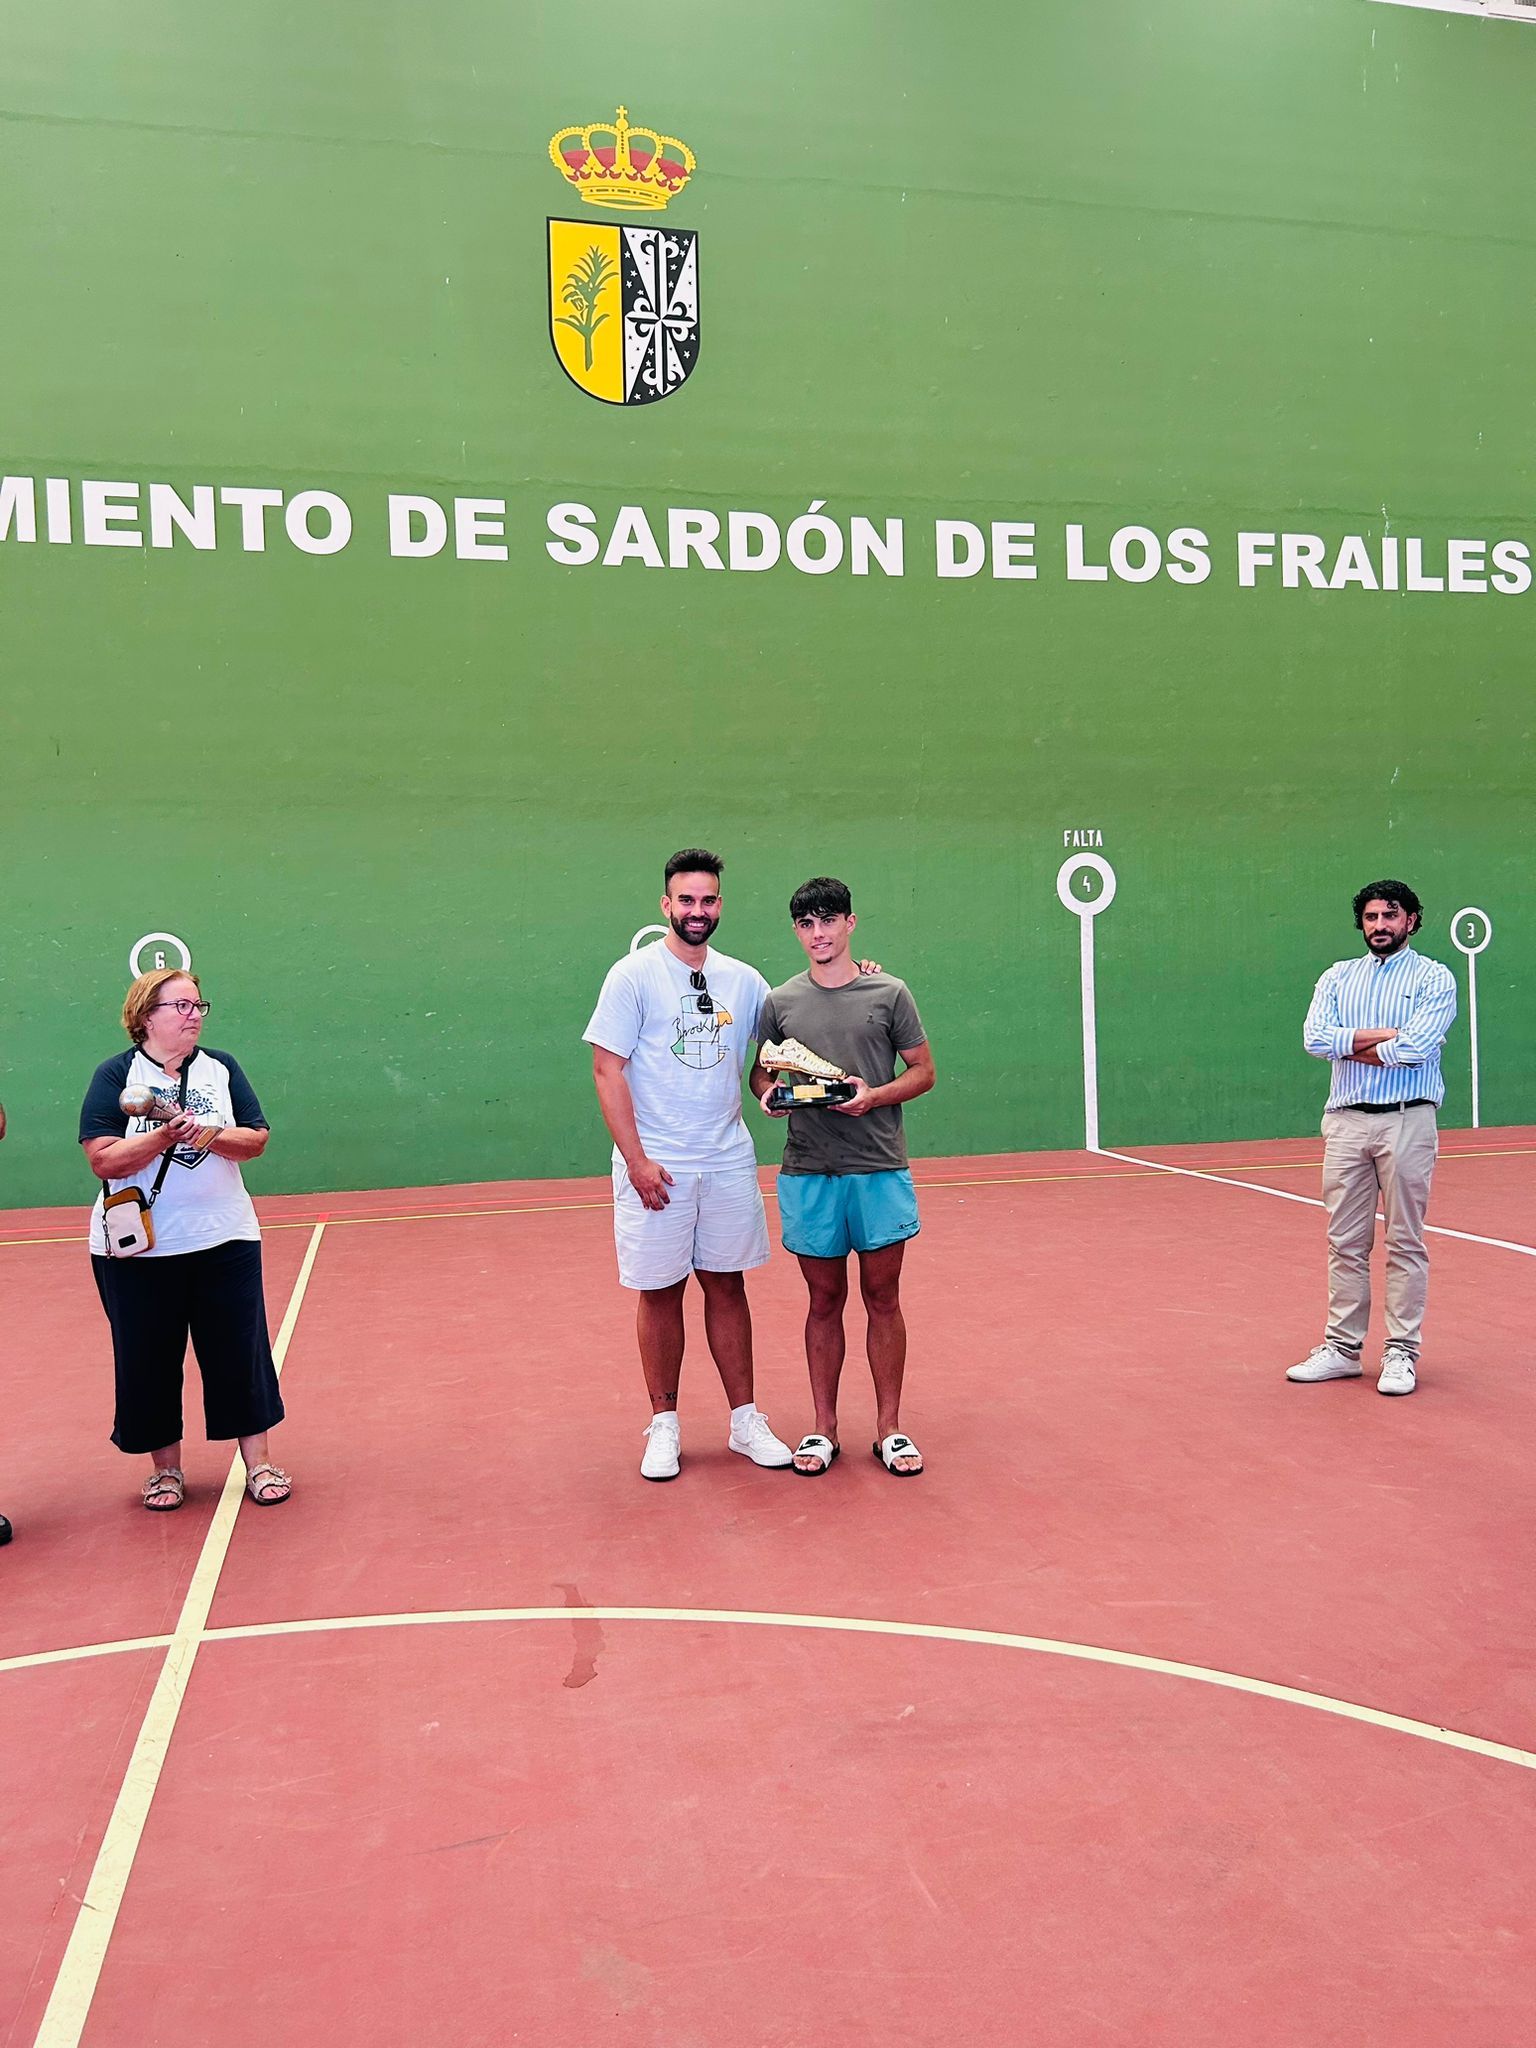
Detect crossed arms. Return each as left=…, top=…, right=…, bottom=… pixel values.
left=1302, top=969, right=1457, bottom=1070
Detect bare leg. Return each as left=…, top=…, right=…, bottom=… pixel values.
left=694, top=1269, right=754, bottom=1409
left=636, top=1279, right=688, bottom=1413
left=859, top=1242, right=917, bottom=1470
left=794, top=1254, right=849, bottom=1468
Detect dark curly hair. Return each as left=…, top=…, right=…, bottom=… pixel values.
left=1353, top=879, right=1422, bottom=932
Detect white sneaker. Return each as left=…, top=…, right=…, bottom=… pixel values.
left=640, top=1412, right=681, bottom=1481
left=1286, top=1343, right=1363, bottom=1384
left=727, top=1407, right=795, bottom=1468
left=1378, top=1348, right=1418, bottom=1397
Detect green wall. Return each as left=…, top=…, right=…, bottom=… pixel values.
left=3, top=0, right=1532, bottom=1207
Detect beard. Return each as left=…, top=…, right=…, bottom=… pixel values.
left=1368, top=929, right=1407, bottom=954
left=669, top=910, right=719, bottom=945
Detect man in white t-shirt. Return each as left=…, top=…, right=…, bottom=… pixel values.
left=585, top=849, right=796, bottom=1481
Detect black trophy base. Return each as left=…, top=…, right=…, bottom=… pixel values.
left=767, top=1077, right=858, bottom=1112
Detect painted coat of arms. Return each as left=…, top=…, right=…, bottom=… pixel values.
left=547, top=107, right=700, bottom=406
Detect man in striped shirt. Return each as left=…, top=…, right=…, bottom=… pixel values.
left=1290, top=880, right=1457, bottom=1397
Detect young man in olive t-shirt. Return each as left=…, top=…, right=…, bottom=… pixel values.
left=751, top=878, right=936, bottom=1477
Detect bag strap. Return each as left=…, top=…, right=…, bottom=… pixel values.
left=144, top=1055, right=195, bottom=1207
left=106, top=1055, right=194, bottom=1208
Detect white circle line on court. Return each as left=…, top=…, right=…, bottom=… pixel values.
left=0, top=1634, right=173, bottom=1676
left=198, top=1609, right=1536, bottom=1770
left=6, top=1605, right=1531, bottom=1774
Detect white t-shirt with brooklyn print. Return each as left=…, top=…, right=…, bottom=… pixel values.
left=583, top=941, right=768, bottom=1172
left=79, top=1046, right=268, bottom=1257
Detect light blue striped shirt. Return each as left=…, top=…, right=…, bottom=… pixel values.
left=1302, top=946, right=1457, bottom=1110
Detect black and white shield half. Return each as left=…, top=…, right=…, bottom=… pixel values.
left=620, top=226, right=700, bottom=404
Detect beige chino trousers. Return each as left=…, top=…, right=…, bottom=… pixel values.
left=1320, top=1104, right=1438, bottom=1358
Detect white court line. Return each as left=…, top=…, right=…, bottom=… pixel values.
left=30, top=1221, right=326, bottom=2048
left=194, top=1604, right=1536, bottom=1773
left=10, top=1602, right=1533, bottom=1771
left=1096, top=1148, right=1536, bottom=1258
left=0, top=1635, right=172, bottom=1678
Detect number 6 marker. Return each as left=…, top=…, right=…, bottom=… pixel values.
left=128, top=931, right=192, bottom=977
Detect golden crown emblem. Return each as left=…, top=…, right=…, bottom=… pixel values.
left=548, top=106, right=696, bottom=212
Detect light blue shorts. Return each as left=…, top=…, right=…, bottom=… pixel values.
left=776, top=1168, right=920, bottom=1260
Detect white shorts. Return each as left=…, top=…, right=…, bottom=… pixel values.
left=611, top=1162, right=771, bottom=1291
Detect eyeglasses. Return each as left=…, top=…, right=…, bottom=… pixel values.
left=149, top=999, right=211, bottom=1017
left=688, top=969, right=714, bottom=1015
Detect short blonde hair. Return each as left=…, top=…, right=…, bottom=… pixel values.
left=122, top=968, right=203, bottom=1045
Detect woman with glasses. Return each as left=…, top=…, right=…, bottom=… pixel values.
left=78, top=969, right=291, bottom=1510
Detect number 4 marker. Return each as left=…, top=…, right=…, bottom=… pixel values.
left=1056, top=855, right=1117, bottom=1152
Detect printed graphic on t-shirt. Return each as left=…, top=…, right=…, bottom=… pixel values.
left=128, top=1081, right=219, bottom=1169
left=672, top=990, right=734, bottom=1069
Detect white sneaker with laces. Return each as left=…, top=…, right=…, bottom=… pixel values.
left=727, top=1407, right=794, bottom=1468
left=1286, top=1343, right=1363, bottom=1384
left=641, top=1412, right=681, bottom=1481
left=1377, top=1348, right=1418, bottom=1396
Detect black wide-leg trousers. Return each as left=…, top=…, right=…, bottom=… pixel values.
left=92, top=1238, right=285, bottom=1454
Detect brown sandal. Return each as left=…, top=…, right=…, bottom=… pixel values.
left=142, top=1467, right=185, bottom=1512
left=244, top=1462, right=292, bottom=1506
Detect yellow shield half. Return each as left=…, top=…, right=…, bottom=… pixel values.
left=549, top=220, right=624, bottom=403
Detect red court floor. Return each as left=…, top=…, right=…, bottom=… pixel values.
left=3, top=1132, right=1534, bottom=2047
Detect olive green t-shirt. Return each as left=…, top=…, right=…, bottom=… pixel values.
left=758, top=971, right=926, bottom=1176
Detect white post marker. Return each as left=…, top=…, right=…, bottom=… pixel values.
left=128, top=931, right=192, bottom=977
left=628, top=924, right=668, bottom=954
left=1450, top=907, right=1492, bottom=1130
left=1056, top=854, right=1117, bottom=1153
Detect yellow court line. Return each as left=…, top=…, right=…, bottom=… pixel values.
left=0, top=1177, right=1135, bottom=1242
left=290, top=1198, right=613, bottom=1229
left=195, top=1604, right=1536, bottom=1774
left=0, top=1201, right=610, bottom=1247
left=2, top=1145, right=1530, bottom=1249
left=30, top=1220, right=327, bottom=2048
